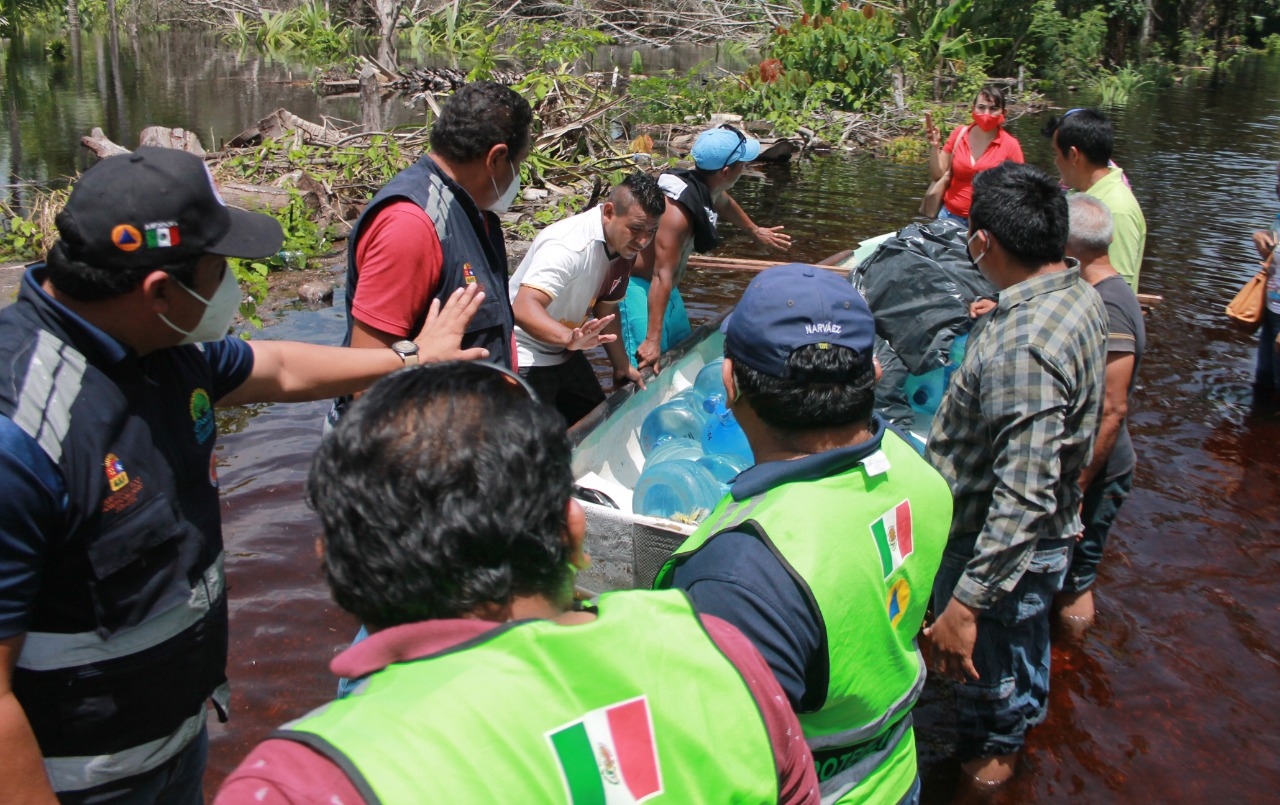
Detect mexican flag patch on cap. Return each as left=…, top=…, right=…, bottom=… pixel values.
left=546, top=696, right=663, bottom=804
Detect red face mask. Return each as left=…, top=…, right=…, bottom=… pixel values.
left=972, top=111, right=1005, bottom=132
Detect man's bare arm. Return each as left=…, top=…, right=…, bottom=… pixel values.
left=637, top=202, right=691, bottom=371
left=713, top=193, right=791, bottom=252
left=1077, top=352, right=1135, bottom=492
left=1, top=635, right=59, bottom=805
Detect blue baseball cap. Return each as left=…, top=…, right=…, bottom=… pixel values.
left=722, top=264, right=876, bottom=379
left=691, top=125, right=762, bottom=171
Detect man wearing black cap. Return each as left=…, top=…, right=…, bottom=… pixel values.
left=654, top=264, right=953, bottom=805
left=0, top=146, right=484, bottom=804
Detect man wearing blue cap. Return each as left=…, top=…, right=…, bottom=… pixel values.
left=654, top=264, right=952, bottom=804
left=0, top=147, right=484, bottom=804
left=621, top=125, right=792, bottom=371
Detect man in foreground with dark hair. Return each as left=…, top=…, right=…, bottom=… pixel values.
left=925, top=161, right=1107, bottom=786
left=510, top=172, right=664, bottom=426
left=622, top=125, right=792, bottom=371
left=216, top=362, right=819, bottom=804
left=654, top=264, right=953, bottom=805
left=0, top=147, right=485, bottom=803
left=329, top=80, right=533, bottom=424
left=1043, top=107, right=1146, bottom=291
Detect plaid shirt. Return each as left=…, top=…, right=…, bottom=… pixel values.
left=926, top=263, right=1107, bottom=610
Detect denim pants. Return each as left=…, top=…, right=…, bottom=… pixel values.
left=1062, top=472, right=1134, bottom=593
left=937, top=203, right=969, bottom=228
left=1255, top=308, right=1280, bottom=391
left=58, top=724, right=207, bottom=805
left=931, top=538, right=1073, bottom=761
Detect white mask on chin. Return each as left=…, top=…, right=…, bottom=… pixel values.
left=159, top=267, right=242, bottom=344
left=486, top=158, right=520, bottom=214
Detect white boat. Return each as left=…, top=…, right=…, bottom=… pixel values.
left=567, top=233, right=895, bottom=594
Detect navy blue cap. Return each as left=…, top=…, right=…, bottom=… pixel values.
left=722, top=263, right=875, bottom=378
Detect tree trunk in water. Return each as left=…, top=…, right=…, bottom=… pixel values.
left=1138, top=0, right=1154, bottom=56
left=367, top=0, right=400, bottom=67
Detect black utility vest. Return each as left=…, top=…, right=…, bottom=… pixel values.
left=343, top=155, right=514, bottom=363
left=0, top=271, right=227, bottom=778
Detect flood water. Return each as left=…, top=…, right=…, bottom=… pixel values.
left=4, top=29, right=1280, bottom=803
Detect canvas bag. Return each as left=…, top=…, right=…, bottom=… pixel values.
left=1226, top=252, right=1272, bottom=332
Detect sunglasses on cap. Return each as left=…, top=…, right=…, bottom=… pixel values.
left=717, top=124, right=748, bottom=171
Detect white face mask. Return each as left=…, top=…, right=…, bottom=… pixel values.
left=486, top=158, right=520, bottom=214
left=159, top=266, right=241, bottom=344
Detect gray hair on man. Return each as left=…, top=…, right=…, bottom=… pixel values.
left=1066, top=193, right=1114, bottom=259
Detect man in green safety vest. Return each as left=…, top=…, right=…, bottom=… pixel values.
left=215, top=362, right=819, bottom=805
left=654, top=264, right=953, bottom=805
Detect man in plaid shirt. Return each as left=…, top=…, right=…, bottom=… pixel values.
left=924, top=161, right=1107, bottom=787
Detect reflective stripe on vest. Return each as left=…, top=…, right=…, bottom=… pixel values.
left=17, top=553, right=225, bottom=671
left=43, top=706, right=206, bottom=793
left=277, top=590, right=779, bottom=804
left=656, top=428, right=952, bottom=804
left=816, top=715, right=913, bottom=805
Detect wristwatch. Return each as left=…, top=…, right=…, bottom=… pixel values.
left=391, top=340, right=420, bottom=367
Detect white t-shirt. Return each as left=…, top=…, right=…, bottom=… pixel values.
left=510, top=207, right=632, bottom=367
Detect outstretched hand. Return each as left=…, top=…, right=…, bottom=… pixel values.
left=567, top=315, right=618, bottom=352
left=613, top=363, right=646, bottom=392
left=753, top=225, right=792, bottom=252
left=413, top=283, right=490, bottom=363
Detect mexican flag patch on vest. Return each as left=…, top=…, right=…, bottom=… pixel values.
left=871, top=500, right=914, bottom=578
left=546, top=696, right=663, bottom=804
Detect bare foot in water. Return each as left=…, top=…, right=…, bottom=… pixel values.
left=960, top=752, right=1019, bottom=789
left=1054, top=588, right=1095, bottom=638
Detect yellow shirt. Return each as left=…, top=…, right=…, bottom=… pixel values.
left=1084, top=167, right=1146, bottom=292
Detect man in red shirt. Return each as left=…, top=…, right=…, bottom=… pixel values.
left=329, top=82, right=532, bottom=424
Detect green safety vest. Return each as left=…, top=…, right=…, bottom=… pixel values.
left=277, top=589, right=779, bottom=804
left=655, top=429, right=952, bottom=805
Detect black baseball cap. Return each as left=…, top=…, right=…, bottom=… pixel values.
left=722, top=263, right=876, bottom=379
left=56, top=146, right=284, bottom=270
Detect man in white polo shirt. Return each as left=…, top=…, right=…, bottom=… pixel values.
left=511, top=173, right=666, bottom=425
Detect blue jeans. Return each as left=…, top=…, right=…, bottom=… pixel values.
left=1062, top=472, right=1133, bottom=593
left=1255, top=308, right=1280, bottom=391
left=931, top=537, right=1073, bottom=761
left=937, top=203, right=969, bottom=228
left=58, top=724, right=207, bottom=805
left=337, top=624, right=370, bottom=698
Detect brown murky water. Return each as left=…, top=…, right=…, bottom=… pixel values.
left=13, top=32, right=1274, bottom=800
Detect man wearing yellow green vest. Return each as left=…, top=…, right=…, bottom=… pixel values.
left=215, top=362, right=818, bottom=805
left=654, top=264, right=953, bottom=805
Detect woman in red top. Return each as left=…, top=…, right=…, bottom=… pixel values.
left=926, top=84, right=1025, bottom=225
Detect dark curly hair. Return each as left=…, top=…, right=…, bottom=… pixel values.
left=728, top=343, right=876, bottom=431
left=969, top=161, right=1068, bottom=269
left=45, top=238, right=202, bottom=302
left=429, top=81, right=533, bottom=164
left=307, top=362, right=574, bottom=628
left=609, top=172, right=666, bottom=219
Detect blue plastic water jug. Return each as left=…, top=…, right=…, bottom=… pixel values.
left=700, top=398, right=754, bottom=464
left=639, top=394, right=710, bottom=456
left=694, top=359, right=727, bottom=400
left=646, top=437, right=705, bottom=466
left=697, top=454, right=749, bottom=485
left=633, top=458, right=726, bottom=520
left=904, top=365, right=947, bottom=419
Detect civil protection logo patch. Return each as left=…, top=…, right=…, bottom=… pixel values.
left=886, top=578, right=910, bottom=628
left=111, top=224, right=143, bottom=252
left=462, top=262, right=477, bottom=284
left=104, top=453, right=129, bottom=492
left=190, top=388, right=215, bottom=444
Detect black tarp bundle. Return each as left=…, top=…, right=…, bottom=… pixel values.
left=854, top=219, right=997, bottom=430
left=853, top=219, right=996, bottom=374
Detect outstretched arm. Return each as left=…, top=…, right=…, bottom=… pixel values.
left=218, top=284, right=488, bottom=407
left=714, top=193, right=791, bottom=252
